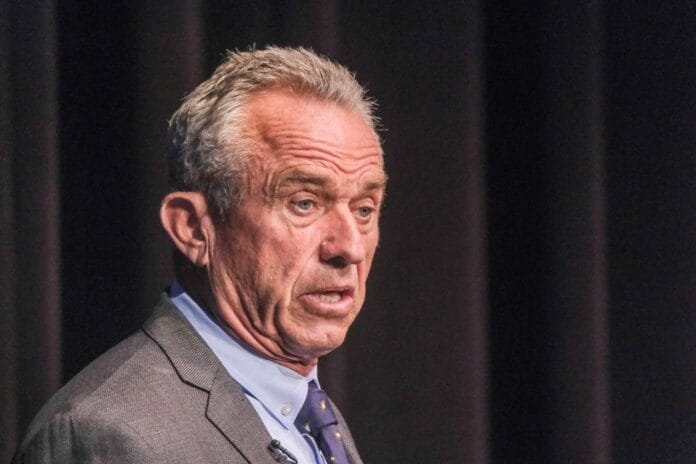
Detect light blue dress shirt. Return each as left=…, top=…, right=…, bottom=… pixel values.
left=169, top=282, right=326, bottom=464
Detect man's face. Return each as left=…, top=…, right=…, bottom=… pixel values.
left=207, top=89, right=386, bottom=367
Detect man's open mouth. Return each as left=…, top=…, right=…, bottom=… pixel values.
left=314, top=292, right=343, bottom=303
left=303, top=287, right=354, bottom=305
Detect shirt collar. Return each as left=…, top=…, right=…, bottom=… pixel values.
left=169, top=281, right=318, bottom=430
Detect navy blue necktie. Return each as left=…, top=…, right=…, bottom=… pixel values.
left=295, top=382, right=350, bottom=464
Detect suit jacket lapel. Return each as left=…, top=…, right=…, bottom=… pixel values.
left=143, top=294, right=277, bottom=464
left=206, top=367, right=278, bottom=463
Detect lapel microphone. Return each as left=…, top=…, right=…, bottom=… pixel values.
left=268, top=439, right=299, bottom=464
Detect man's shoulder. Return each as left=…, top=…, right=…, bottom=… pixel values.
left=16, top=297, right=205, bottom=451
left=52, top=328, right=170, bottom=413
left=13, top=295, right=270, bottom=463
left=13, top=329, right=170, bottom=461
left=21, top=330, right=170, bottom=427
left=13, top=304, right=241, bottom=462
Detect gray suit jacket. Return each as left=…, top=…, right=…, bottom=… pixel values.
left=13, top=294, right=363, bottom=464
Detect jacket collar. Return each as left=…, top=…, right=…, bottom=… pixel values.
left=143, top=293, right=278, bottom=464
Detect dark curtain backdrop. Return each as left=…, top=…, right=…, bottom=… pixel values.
left=2, top=1, right=695, bottom=463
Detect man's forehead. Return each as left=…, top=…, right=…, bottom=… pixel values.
left=244, top=89, right=381, bottom=152
left=240, top=89, right=384, bottom=188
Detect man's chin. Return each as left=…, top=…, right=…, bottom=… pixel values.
left=282, top=329, right=348, bottom=360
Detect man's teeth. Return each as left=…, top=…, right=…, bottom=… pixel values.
left=315, top=292, right=341, bottom=303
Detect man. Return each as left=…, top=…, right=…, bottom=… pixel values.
left=14, top=46, right=386, bottom=463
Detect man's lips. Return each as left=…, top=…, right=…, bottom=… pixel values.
left=303, top=286, right=354, bottom=300
left=299, top=287, right=355, bottom=314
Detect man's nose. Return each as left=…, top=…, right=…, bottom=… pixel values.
left=320, top=207, right=367, bottom=267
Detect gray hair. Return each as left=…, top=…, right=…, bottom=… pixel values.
left=167, top=46, right=379, bottom=222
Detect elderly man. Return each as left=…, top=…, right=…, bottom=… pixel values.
left=14, top=47, right=386, bottom=464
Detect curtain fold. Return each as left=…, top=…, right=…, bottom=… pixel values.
left=0, top=1, right=18, bottom=460
left=541, top=1, right=610, bottom=462
left=456, top=1, right=489, bottom=460
left=1, top=2, right=62, bottom=462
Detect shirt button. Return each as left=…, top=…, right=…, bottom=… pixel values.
left=280, top=402, right=292, bottom=416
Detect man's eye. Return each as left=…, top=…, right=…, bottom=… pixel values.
left=357, top=206, right=373, bottom=218
left=294, top=199, right=315, bottom=211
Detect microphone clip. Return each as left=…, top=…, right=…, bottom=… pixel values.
left=267, top=439, right=299, bottom=464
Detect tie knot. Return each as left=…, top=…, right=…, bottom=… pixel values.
left=295, top=382, right=339, bottom=436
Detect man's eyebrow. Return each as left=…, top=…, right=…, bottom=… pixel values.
left=277, top=172, right=331, bottom=187
left=362, top=177, right=388, bottom=192
left=271, top=170, right=388, bottom=195
left=270, top=171, right=333, bottom=197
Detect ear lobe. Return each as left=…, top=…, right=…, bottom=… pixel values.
left=160, top=192, right=213, bottom=266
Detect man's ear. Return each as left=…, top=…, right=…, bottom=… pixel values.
left=160, top=192, right=214, bottom=267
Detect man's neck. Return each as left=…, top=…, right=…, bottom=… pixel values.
left=175, top=268, right=319, bottom=377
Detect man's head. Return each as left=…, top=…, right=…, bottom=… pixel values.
left=160, top=47, right=386, bottom=375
